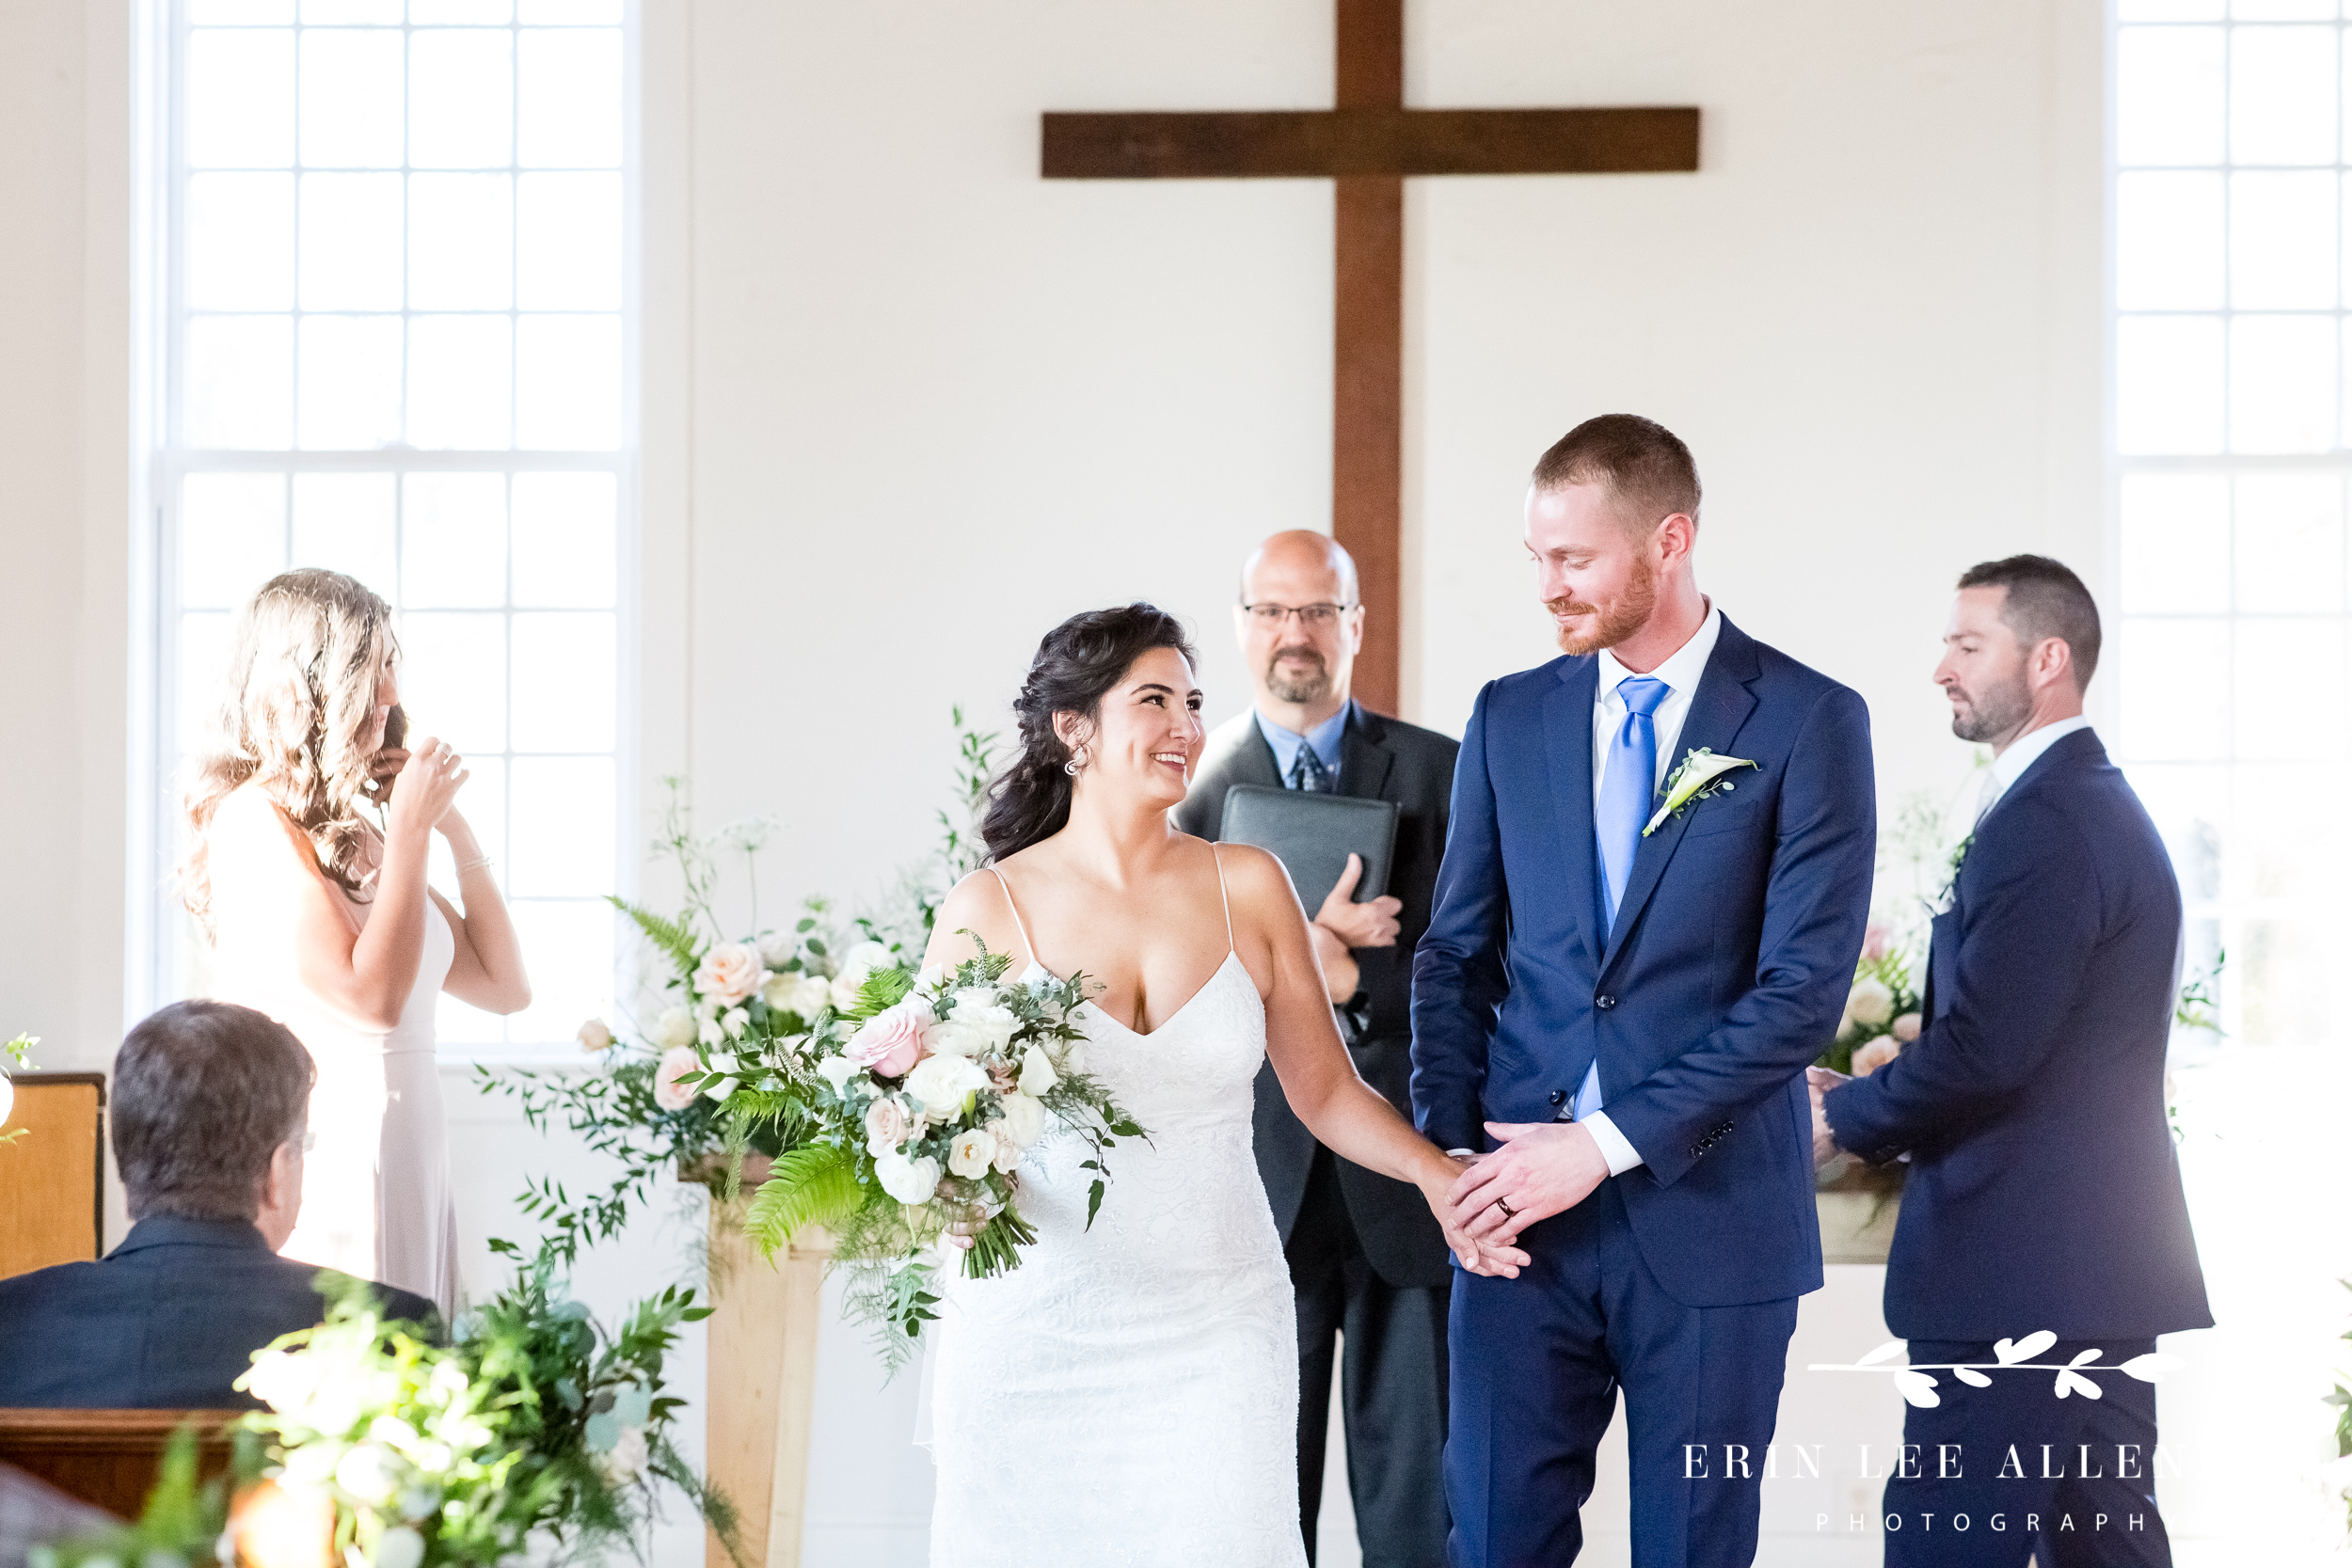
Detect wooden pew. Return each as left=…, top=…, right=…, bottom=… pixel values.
left=0, top=1409, right=241, bottom=1520
left=0, top=1072, right=108, bottom=1279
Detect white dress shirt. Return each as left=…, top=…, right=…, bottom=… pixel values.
left=1975, top=714, right=2092, bottom=824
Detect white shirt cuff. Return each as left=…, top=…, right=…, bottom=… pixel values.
left=1580, top=1111, right=1645, bottom=1175
left=1445, top=1148, right=1476, bottom=1159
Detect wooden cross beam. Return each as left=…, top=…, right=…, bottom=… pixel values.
left=1042, top=0, right=1699, bottom=715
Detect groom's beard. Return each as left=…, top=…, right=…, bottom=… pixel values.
left=1549, top=559, right=1658, bottom=656
left=1265, top=645, right=1332, bottom=705
left=1947, top=671, right=2032, bottom=743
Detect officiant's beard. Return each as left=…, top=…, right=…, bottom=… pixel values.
left=1266, top=646, right=1333, bottom=705
left=1549, top=558, right=1658, bottom=656
left=1947, top=670, right=2033, bottom=743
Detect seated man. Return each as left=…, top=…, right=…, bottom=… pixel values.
left=0, top=1000, right=437, bottom=1407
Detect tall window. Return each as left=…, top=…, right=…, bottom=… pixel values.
left=2113, top=2, right=2345, bottom=1050
left=159, top=0, right=632, bottom=1053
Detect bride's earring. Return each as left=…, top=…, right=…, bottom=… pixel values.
left=1063, top=746, right=1087, bottom=777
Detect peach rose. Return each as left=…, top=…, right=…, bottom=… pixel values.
left=694, top=942, right=766, bottom=1007
left=1890, top=1012, right=1923, bottom=1043
left=653, top=1046, right=702, bottom=1111
left=1860, top=922, right=1894, bottom=963
left=1851, top=1036, right=1900, bottom=1076
left=865, top=1096, right=911, bottom=1156
left=846, top=1005, right=928, bottom=1080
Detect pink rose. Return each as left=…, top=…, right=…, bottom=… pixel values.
left=694, top=942, right=765, bottom=1007
left=1890, top=1012, right=1923, bottom=1043
left=653, top=1046, right=702, bottom=1111
left=1851, top=1037, right=1900, bottom=1077
left=846, top=1006, right=927, bottom=1080
left=865, top=1097, right=910, bottom=1155
left=1860, top=923, right=1893, bottom=963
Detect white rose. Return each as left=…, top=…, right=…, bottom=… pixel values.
left=875, top=1149, right=944, bottom=1205
left=334, top=1443, right=402, bottom=1506
left=651, top=1006, right=697, bottom=1052
left=694, top=941, right=767, bottom=1007
left=242, top=1348, right=316, bottom=1415
left=1019, top=1045, right=1060, bottom=1098
left=946, top=1128, right=995, bottom=1180
left=923, top=1018, right=991, bottom=1059
left=842, top=940, right=893, bottom=976
left=756, top=930, right=797, bottom=967
left=575, top=1019, right=614, bottom=1053
left=788, top=974, right=833, bottom=1019
left=373, top=1525, right=426, bottom=1568
left=997, top=1090, right=1047, bottom=1149
left=830, top=974, right=868, bottom=1011
left=722, top=1006, right=750, bottom=1040
left=760, top=973, right=797, bottom=1009
left=987, top=1119, right=1022, bottom=1173
left=816, top=1054, right=862, bottom=1095
left=904, top=1053, right=991, bottom=1123
left=1846, top=978, right=1895, bottom=1030
left=949, top=990, right=1020, bottom=1053
left=704, top=1051, right=742, bottom=1102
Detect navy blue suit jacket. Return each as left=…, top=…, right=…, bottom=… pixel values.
left=1411, top=615, right=1877, bottom=1307
left=1824, top=729, right=2212, bottom=1341
left=0, top=1215, right=438, bottom=1408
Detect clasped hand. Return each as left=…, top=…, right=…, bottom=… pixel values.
left=1805, top=1065, right=1849, bottom=1167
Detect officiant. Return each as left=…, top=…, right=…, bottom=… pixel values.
left=1172, top=531, right=1457, bottom=1568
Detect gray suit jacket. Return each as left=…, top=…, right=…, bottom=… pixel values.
left=1173, top=703, right=1458, bottom=1288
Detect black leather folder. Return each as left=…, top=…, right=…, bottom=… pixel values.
left=1218, top=784, right=1398, bottom=913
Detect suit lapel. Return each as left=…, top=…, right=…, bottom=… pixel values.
left=1599, top=621, right=1763, bottom=974
left=1337, top=703, right=1395, bottom=803
left=1542, top=658, right=1603, bottom=974
left=1225, top=712, right=1284, bottom=792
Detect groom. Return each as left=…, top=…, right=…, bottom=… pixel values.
left=1412, top=414, right=1876, bottom=1565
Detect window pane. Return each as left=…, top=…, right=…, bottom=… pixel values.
left=507, top=755, right=613, bottom=895
left=518, top=0, right=622, bottom=21
left=437, top=992, right=505, bottom=1048
left=409, top=174, right=514, bottom=311
left=181, top=472, right=287, bottom=609
left=180, top=612, right=235, bottom=751
left=2236, top=766, right=2347, bottom=905
left=303, top=0, right=401, bottom=21
left=2230, top=315, right=2337, bottom=454
left=298, top=172, right=404, bottom=310
left=2237, top=915, right=2342, bottom=1046
left=2118, top=315, right=2226, bottom=453
left=297, top=314, right=404, bottom=450
left=505, top=898, right=615, bottom=1046
left=292, top=472, right=397, bottom=594
left=2233, top=473, right=2345, bottom=613
left=403, top=473, right=509, bottom=608
left=186, top=29, right=295, bottom=168
left=2121, top=617, right=2231, bottom=760
left=184, top=314, right=294, bottom=449
left=2231, top=0, right=2334, bottom=17
left=396, top=610, right=507, bottom=751
left=2122, top=763, right=2227, bottom=902
left=517, top=30, right=622, bottom=168
left=2118, top=172, right=2225, bottom=309
left=190, top=0, right=294, bottom=21
left=407, top=315, right=514, bottom=449
left=511, top=612, right=614, bottom=751
left=516, top=315, right=622, bottom=450
left=299, top=30, right=405, bottom=169
left=412, top=0, right=514, bottom=22
left=2121, top=0, right=2224, bottom=15
left=516, top=173, right=621, bottom=310
left=2116, top=27, right=2226, bottom=166
left=2230, top=25, right=2338, bottom=165
left=2233, top=618, right=2345, bottom=758
left=409, top=31, right=514, bottom=169
left=2122, top=472, right=2230, bottom=612
left=187, top=173, right=294, bottom=311
left=511, top=472, right=616, bottom=606
left=2231, top=171, right=2338, bottom=310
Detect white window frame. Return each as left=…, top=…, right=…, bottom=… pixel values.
left=132, top=0, right=644, bottom=1061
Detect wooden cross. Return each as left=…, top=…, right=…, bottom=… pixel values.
left=1042, top=0, right=1699, bottom=714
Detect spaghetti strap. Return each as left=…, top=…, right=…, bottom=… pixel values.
left=985, top=866, right=1038, bottom=972
left=1209, top=844, right=1233, bottom=954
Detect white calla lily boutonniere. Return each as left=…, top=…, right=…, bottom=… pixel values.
left=1643, top=748, right=1759, bottom=837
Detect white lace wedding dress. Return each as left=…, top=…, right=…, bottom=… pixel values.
left=926, top=859, right=1305, bottom=1568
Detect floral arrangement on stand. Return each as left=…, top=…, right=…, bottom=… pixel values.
left=692, top=942, right=1143, bottom=1372
left=32, top=1238, right=739, bottom=1568
left=2, top=1031, right=34, bottom=1146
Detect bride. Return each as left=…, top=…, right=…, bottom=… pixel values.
left=921, top=604, right=1523, bottom=1566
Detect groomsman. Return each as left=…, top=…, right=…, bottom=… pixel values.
left=1173, top=530, right=1459, bottom=1568
left=1816, top=556, right=2212, bottom=1565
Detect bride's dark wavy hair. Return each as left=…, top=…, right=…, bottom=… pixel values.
left=981, top=603, right=1199, bottom=863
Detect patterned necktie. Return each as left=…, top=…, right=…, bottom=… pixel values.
left=1596, top=674, right=1672, bottom=931
left=1288, top=744, right=1334, bottom=794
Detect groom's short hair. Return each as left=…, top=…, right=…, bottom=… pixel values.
left=1531, top=414, right=1702, bottom=533
left=113, top=1000, right=314, bottom=1224
left=1958, top=554, right=2103, bottom=689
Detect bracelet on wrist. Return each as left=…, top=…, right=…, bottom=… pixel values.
left=455, top=855, right=495, bottom=876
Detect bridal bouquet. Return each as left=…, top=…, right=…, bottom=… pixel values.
left=700, top=942, right=1144, bottom=1370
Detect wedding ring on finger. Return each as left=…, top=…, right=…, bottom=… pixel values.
left=1493, top=1196, right=1517, bottom=1220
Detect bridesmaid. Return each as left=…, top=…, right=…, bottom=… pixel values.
left=180, top=568, right=530, bottom=1318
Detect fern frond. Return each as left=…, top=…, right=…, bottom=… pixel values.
left=609, top=896, right=703, bottom=977
left=742, top=1144, right=864, bottom=1259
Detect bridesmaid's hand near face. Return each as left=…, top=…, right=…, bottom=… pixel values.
left=386, top=736, right=468, bottom=841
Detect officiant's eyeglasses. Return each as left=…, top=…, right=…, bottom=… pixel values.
left=1243, top=602, right=1352, bottom=628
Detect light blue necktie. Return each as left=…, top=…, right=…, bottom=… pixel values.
left=1576, top=674, right=1670, bottom=1124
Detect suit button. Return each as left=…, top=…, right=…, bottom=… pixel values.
left=1596, top=994, right=1617, bottom=1010
left=1548, top=1089, right=1568, bottom=1107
